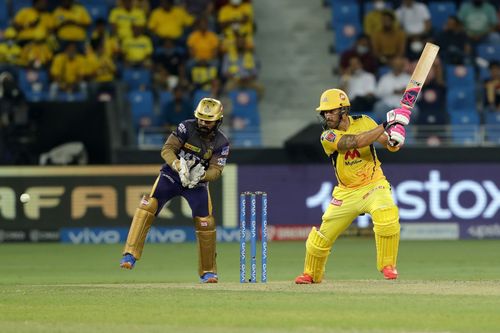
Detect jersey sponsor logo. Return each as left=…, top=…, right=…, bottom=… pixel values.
left=344, top=149, right=360, bottom=160
left=217, top=157, right=227, bottom=166
left=331, top=197, right=343, bottom=206
left=203, top=149, right=213, bottom=160
left=178, top=123, right=187, bottom=134
left=221, top=146, right=229, bottom=156
left=321, top=131, right=336, bottom=142
left=184, top=143, right=201, bottom=153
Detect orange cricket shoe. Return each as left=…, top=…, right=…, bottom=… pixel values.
left=382, top=265, right=398, bottom=280
left=295, top=273, right=314, bottom=284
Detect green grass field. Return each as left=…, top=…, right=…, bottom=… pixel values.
left=1, top=239, right=500, bottom=333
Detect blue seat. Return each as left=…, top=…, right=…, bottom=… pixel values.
left=142, top=133, right=166, bottom=146
left=128, top=90, right=156, bottom=130
left=334, top=22, right=362, bottom=53
left=446, top=87, right=476, bottom=113
left=24, top=91, right=48, bottom=102
left=446, top=65, right=475, bottom=89
left=332, top=3, right=360, bottom=25
left=122, top=68, right=151, bottom=90
left=450, top=111, right=480, bottom=145
left=478, top=66, right=490, bottom=81
left=12, top=0, right=31, bottom=15
left=159, top=90, right=173, bottom=110
left=485, top=113, right=500, bottom=144
left=18, top=68, right=49, bottom=94
left=0, top=0, right=8, bottom=24
left=83, top=3, right=109, bottom=22
left=429, top=1, right=456, bottom=31
left=192, top=89, right=211, bottom=109
left=231, top=129, right=262, bottom=148
left=477, top=43, right=500, bottom=62
left=229, top=89, right=260, bottom=130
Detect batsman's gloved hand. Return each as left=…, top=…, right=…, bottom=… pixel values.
left=385, top=124, right=406, bottom=147
left=172, top=157, right=191, bottom=187
left=187, top=163, right=206, bottom=188
left=385, top=107, right=412, bottom=128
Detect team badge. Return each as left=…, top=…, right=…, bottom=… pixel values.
left=221, top=146, right=230, bottom=156
left=203, top=149, right=213, bottom=160
left=178, top=123, right=186, bottom=134
left=321, top=131, right=336, bottom=142
left=217, top=158, right=227, bottom=166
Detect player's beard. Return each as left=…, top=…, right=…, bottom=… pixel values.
left=326, top=118, right=341, bottom=130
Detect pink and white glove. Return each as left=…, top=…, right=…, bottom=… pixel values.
left=386, top=107, right=412, bottom=127
left=386, top=124, right=406, bottom=147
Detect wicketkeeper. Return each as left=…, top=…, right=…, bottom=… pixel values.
left=120, top=98, right=230, bottom=283
left=295, top=88, right=410, bottom=284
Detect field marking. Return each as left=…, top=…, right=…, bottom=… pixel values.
left=10, top=280, right=500, bottom=296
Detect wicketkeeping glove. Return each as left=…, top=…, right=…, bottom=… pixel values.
left=172, top=157, right=191, bottom=187
left=187, top=163, right=206, bottom=188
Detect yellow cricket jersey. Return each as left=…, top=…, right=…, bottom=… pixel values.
left=148, top=7, right=194, bottom=39
left=14, top=8, right=54, bottom=41
left=108, top=7, right=146, bottom=40
left=321, top=115, right=385, bottom=189
left=53, top=5, right=91, bottom=41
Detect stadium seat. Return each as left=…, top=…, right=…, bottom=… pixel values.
left=127, top=90, right=156, bottom=130
left=231, top=128, right=262, bottom=147
left=450, top=111, right=480, bottom=145
left=485, top=113, right=500, bottom=144
left=446, top=65, right=475, bottom=89
left=56, top=91, right=87, bottom=102
left=478, top=66, right=490, bottom=81
left=429, top=1, right=456, bottom=31
left=332, top=3, right=360, bottom=25
left=477, top=43, right=500, bottom=62
left=159, top=90, right=173, bottom=111
left=229, top=89, right=260, bottom=131
left=24, top=91, right=48, bottom=102
left=122, top=68, right=151, bottom=91
left=446, top=87, right=476, bottom=113
left=0, top=0, right=7, bottom=25
left=334, top=22, right=362, bottom=53
left=83, top=3, right=109, bottom=22
left=18, top=68, right=49, bottom=95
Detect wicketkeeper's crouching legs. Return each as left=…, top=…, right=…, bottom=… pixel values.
left=194, top=216, right=218, bottom=283
left=120, top=195, right=158, bottom=269
left=372, top=206, right=400, bottom=279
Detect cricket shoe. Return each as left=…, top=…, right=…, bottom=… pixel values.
left=200, top=272, right=218, bottom=283
left=382, top=265, right=398, bottom=280
left=120, top=253, right=136, bottom=269
left=295, top=273, right=314, bottom=284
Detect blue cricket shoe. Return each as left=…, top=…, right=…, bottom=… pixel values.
left=200, top=272, right=218, bottom=283
left=120, top=253, right=136, bottom=269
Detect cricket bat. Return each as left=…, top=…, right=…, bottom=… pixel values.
left=400, top=42, right=440, bottom=109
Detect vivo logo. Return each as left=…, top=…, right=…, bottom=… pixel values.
left=147, top=228, right=186, bottom=243
left=67, top=228, right=121, bottom=244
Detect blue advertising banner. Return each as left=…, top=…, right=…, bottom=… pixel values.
left=238, top=164, right=500, bottom=239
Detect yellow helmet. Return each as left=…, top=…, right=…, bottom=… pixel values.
left=194, top=98, right=223, bottom=121
left=316, top=88, right=350, bottom=112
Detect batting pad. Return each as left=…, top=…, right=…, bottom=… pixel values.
left=372, top=206, right=400, bottom=271
left=195, top=216, right=217, bottom=276
left=122, top=196, right=158, bottom=260
left=304, top=227, right=332, bottom=283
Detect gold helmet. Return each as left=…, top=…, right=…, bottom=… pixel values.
left=316, top=88, right=350, bottom=112
left=194, top=98, right=223, bottom=121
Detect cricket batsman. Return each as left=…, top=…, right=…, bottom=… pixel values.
left=295, top=88, right=410, bottom=284
left=120, top=98, right=230, bottom=283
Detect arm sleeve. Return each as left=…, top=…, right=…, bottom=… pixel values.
left=161, top=134, right=182, bottom=166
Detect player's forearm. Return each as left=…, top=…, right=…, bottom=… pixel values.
left=161, top=135, right=182, bottom=166
left=338, top=125, right=385, bottom=150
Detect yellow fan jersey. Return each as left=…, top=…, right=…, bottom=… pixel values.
left=321, top=115, right=385, bottom=189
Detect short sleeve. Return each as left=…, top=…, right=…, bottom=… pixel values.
left=320, top=129, right=342, bottom=156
